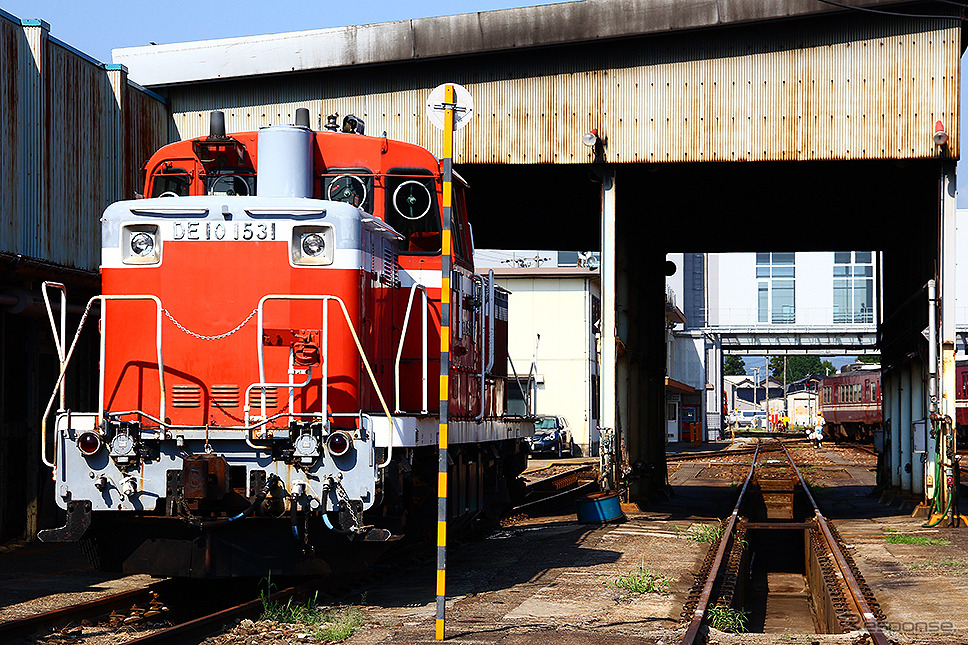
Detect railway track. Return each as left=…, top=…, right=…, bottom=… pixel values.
left=0, top=577, right=305, bottom=644
left=679, top=437, right=888, bottom=645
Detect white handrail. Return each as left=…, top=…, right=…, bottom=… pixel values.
left=256, top=295, right=395, bottom=468
left=394, top=283, right=429, bottom=414
left=40, top=294, right=165, bottom=470
left=41, top=282, right=67, bottom=411
left=242, top=365, right=314, bottom=449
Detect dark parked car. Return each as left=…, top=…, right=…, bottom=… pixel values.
left=527, top=415, right=574, bottom=458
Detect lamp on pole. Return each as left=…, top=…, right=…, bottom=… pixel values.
left=753, top=366, right=760, bottom=409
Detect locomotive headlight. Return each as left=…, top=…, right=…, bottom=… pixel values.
left=326, top=431, right=353, bottom=457
left=130, top=232, right=155, bottom=256
left=122, top=224, right=161, bottom=265
left=291, top=225, right=334, bottom=266
left=76, top=431, right=103, bottom=456
left=301, top=233, right=325, bottom=257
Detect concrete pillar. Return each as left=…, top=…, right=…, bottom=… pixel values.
left=900, top=365, right=912, bottom=492
left=599, top=170, right=617, bottom=488
left=706, top=335, right=722, bottom=439
left=911, top=360, right=925, bottom=497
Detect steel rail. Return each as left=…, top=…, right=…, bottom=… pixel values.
left=119, top=584, right=301, bottom=645
left=0, top=581, right=170, bottom=642
left=679, top=439, right=761, bottom=645
left=779, top=440, right=890, bottom=645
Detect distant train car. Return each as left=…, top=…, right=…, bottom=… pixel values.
left=818, top=365, right=882, bottom=441
left=958, top=361, right=968, bottom=436
left=820, top=361, right=968, bottom=443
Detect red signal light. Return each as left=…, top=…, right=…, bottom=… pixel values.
left=326, top=431, right=352, bottom=457
left=77, top=431, right=102, bottom=456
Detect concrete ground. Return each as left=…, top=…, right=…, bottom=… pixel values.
left=5, top=439, right=968, bottom=644
left=343, top=438, right=968, bottom=644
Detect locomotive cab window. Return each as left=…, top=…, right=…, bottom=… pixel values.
left=151, top=167, right=191, bottom=198
left=385, top=170, right=440, bottom=255
left=204, top=168, right=256, bottom=196
left=322, top=169, right=373, bottom=212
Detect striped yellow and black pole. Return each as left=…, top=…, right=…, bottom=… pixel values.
left=435, top=83, right=456, bottom=642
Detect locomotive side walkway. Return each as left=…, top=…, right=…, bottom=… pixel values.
left=331, top=439, right=968, bottom=645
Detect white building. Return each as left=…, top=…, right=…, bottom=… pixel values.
left=478, top=250, right=602, bottom=456
left=665, top=251, right=878, bottom=440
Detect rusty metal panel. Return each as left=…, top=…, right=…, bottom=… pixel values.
left=44, top=41, right=108, bottom=269
left=163, top=19, right=959, bottom=165
left=0, top=16, right=22, bottom=257
left=18, top=22, right=45, bottom=261
left=124, top=81, right=169, bottom=198
left=3, top=24, right=168, bottom=271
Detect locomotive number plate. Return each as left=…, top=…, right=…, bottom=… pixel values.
left=172, top=222, right=277, bottom=241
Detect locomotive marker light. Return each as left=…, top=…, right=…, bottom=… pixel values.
left=325, top=430, right=352, bottom=457
left=427, top=81, right=473, bottom=643
left=76, top=431, right=103, bottom=456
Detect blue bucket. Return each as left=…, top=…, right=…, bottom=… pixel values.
left=576, top=492, right=626, bottom=523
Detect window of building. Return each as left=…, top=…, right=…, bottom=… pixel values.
left=833, top=251, right=874, bottom=324
left=756, top=252, right=795, bottom=324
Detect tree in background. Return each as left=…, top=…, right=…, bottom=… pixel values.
left=723, top=355, right=746, bottom=376
left=768, top=356, right=836, bottom=382
left=855, top=354, right=881, bottom=364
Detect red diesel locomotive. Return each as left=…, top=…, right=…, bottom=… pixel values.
left=39, top=110, right=531, bottom=577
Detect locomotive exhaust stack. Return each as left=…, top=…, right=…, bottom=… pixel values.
left=257, top=123, right=314, bottom=198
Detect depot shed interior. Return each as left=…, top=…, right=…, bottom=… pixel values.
left=0, top=0, right=962, bottom=539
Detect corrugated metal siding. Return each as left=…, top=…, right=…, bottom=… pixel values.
left=46, top=41, right=107, bottom=268
left=0, top=16, right=21, bottom=256
left=1, top=21, right=168, bottom=271
left=125, top=82, right=169, bottom=199
left=19, top=23, right=45, bottom=261
left=167, top=18, right=959, bottom=165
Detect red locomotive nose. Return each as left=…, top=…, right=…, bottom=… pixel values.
left=326, top=431, right=352, bottom=457
left=77, top=431, right=102, bottom=456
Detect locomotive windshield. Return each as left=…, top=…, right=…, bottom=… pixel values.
left=322, top=169, right=373, bottom=212
left=151, top=167, right=191, bottom=197
left=385, top=171, right=441, bottom=254
left=203, top=169, right=256, bottom=196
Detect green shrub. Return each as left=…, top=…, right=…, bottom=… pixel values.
left=706, top=603, right=748, bottom=633
left=611, top=565, right=674, bottom=594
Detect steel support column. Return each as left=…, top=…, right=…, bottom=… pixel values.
left=599, top=170, right=617, bottom=489
left=900, top=366, right=912, bottom=492
left=940, top=161, right=958, bottom=523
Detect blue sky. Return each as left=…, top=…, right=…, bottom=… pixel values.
left=0, top=1, right=568, bottom=63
